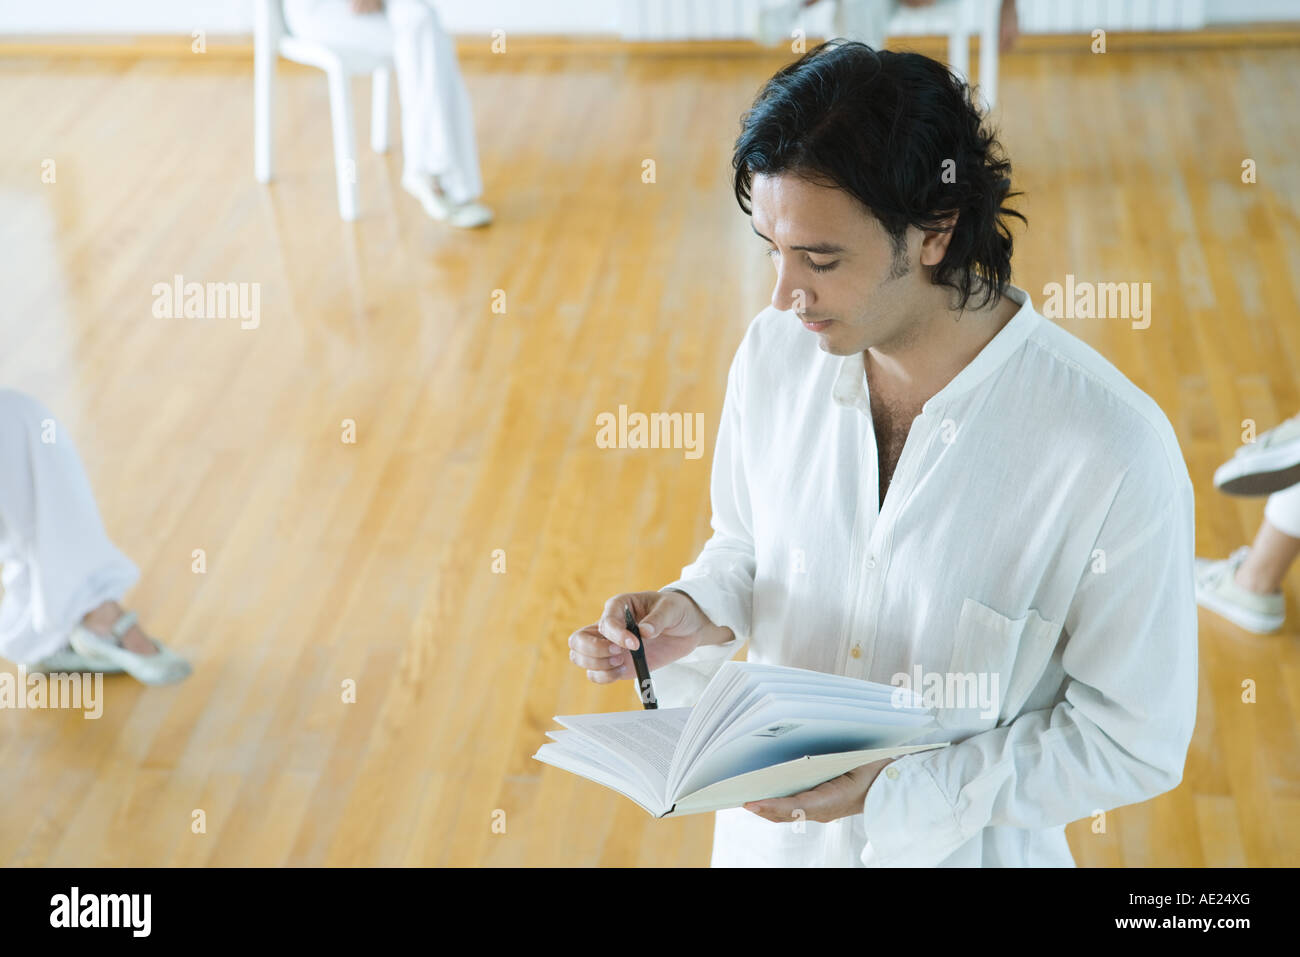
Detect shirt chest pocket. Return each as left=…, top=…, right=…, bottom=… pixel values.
left=933, top=597, right=1063, bottom=735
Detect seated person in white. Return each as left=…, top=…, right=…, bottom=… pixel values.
left=284, top=0, right=493, bottom=228
left=1195, top=412, right=1300, bottom=633
left=0, top=390, right=190, bottom=685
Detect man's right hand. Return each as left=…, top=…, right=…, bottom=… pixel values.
left=567, top=590, right=734, bottom=685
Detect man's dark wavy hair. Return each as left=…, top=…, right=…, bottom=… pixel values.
left=732, top=40, right=1025, bottom=312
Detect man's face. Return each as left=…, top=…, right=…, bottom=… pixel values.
left=750, top=171, right=926, bottom=356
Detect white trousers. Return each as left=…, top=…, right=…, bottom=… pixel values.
left=1265, top=481, right=1300, bottom=539
left=283, top=0, right=484, bottom=205
left=0, top=390, right=138, bottom=665
left=831, top=0, right=897, bottom=49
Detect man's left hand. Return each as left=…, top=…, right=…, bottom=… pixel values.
left=743, top=757, right=894, bottom=823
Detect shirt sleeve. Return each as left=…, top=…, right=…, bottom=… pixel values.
left=860, top=452, right=1199, bottom=867
left=652, top=344, right=755, bottom=710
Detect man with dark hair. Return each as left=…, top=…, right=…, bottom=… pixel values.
left=566, top=40, right=1196, bottom=866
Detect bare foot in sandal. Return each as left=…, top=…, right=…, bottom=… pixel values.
left=80, top=600, right=159, bottom=655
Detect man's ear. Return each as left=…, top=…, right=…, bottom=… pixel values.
left=919, top=211, right=959, bottom=267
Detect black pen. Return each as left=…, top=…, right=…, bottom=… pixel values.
left=624, top=605, right=657, bottom=709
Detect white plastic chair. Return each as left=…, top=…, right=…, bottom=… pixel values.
left=254, top=0, right=393, bottom=221
left=754, top=0, right=1002, bottom=112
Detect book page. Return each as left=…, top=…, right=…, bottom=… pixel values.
left=533, top=741, right=664, bottom=816
left=677, top=687, right=930, bottom=785
left=667, top=742, right=949, bottom=817
left=670, top=665, right=748, bottom=773
left=544, top=729, right=639, bottom=775
left=554, top=708, right=691, bottom=798
left=673, top=712, right=931, bottom=799
left=675, top=665, right=926, bottom=771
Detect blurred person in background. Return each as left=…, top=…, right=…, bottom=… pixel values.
left=284, top=0, right=493, bottom=227
left=1195, top=412, right=1300, bottom=634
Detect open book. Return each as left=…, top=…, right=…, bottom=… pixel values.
left=532, top=660, right=949, bottom=818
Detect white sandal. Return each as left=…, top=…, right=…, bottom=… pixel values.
left=68, top=610, right=192, bottom=685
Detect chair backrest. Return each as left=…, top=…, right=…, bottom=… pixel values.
left=255, top=0, right=393, bottom=73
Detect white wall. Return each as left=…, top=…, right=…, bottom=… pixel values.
left=0, top=0, right=1294, bottom=36
left=0, top=0, right=621, bottom=35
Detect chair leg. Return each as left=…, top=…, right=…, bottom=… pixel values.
left=947, top=29, right=970, bottom=90
left=326, top=68, right=359, bottom=221
left=371, top=67, right=390, bottom=154
left=254, top=49, right=274, bottom=183
left=977, top=0, right=999, bottom=112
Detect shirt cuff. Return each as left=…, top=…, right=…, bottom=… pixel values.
left=861, top=751, right=968, bottom=867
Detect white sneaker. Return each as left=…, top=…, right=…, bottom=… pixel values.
left=1194, top=546, right=1285, bottom=633
left=1213, top=415, right=1300, bottom=496
left=401, top=172, right=493, bottom=228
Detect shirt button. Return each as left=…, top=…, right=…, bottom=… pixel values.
left=885, top=766, right=900, bottom=780
left=850, top=645, right=862, bottom=659
left=866, top=557, right=876, bottom=569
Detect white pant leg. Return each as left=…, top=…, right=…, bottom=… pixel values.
left=283, top=0, right=484, bottom=204
left=1264, top=482, right=1300, bottom=539
left=387, top=0, right=483, bottom=202
left=0, top=390, right=139, bottom=664
left=832, top=0, right=897, bottom=48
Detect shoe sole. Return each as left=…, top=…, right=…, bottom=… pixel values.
left=1214, top=449, right=1300, bottom=496
left=1195, top=584, right=1284, bottom=633
left=449, top=214, right=492, bottom=228
left=26, top=657, right=126, bottom=675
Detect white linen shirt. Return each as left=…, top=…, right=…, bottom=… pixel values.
left=655, top=283, right=1198, bottom=867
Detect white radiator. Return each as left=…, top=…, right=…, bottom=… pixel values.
left=1019, top=0, right=1206, bottom=31
left=617, top=0, right=1208, bottom=40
